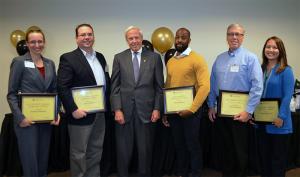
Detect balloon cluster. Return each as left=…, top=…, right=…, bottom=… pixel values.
left=164, top=48, right=176, bottom=64
left=10, top=26, right=41, bottom=56
left=142, top=27, right=176, bottom=64
left=151, top=27, right=174, bottom=54
left=142, top=40, right=154, bottom=52
left=142, top=38, right=175, bottom=64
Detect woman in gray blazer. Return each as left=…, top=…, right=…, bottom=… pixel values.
left=7, top=29, right=59, bottom=177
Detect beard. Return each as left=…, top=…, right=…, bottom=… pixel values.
left=175, top=43, right=188, bottom=53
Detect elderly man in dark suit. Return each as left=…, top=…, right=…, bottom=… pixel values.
left=111, top=26, right=164, bottom=177
left=57, top=24, right=111, bottom=177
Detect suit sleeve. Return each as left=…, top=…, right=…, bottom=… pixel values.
left=153, top=53, right=164, bottom=111
left=7, top=58, right=25, bottom=124
left=57, top=54, right=78, bottom=114
left=110, top=55, right=122, bottom=111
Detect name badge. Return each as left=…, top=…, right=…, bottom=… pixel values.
left=24, top=61, right=35, bottom=68
left=230, top=64, right=239, bottom=72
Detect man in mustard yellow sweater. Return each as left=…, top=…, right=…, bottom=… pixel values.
left=162, top=28, right=210, bottom=177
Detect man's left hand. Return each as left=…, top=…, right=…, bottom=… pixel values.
left=178, top=110, right=193, bottom=118
left=151, top=110, right=160, bottom=122
left=234, top=111, right=251, bottom=123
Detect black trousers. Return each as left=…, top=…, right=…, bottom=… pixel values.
left=257, top=126, right=290, bottom=177
left=216, top=117, right=249, bottom=177
left=168, top=111, right=202, bottom=177
left=115, top=111, right=156, bottom=177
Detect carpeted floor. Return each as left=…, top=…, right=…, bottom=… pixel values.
left=48, top=167, right=300, bottom=177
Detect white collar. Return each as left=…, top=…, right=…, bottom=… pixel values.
left=80, top=48, right=96, bottom=57
left=174, top=47, right=192, bottom=58
left=131, top=48, right=143, bottom=55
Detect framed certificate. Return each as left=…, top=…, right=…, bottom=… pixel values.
left=218, top=90, right=249, bottom=117
left=19, top=93, right=58, bottom=123
left=254, top=98, right=280, bottom=123
left=71, top=85, right=105, bottom=113
left=163, top=86, right=195, bottom=114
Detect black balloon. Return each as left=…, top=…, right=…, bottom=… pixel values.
left=164, top=48, right=176, bottom=64
left=16, top=40, right=28, bottom=56
left=142, top=40, right=154, bottom=52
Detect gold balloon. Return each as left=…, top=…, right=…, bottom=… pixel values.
left=26, top=25, right=41, bottom=33
left=10, top=30, right=25, bottom=47
left=151, top=27, right=174, bottom=54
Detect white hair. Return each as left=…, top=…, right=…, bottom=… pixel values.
left=227, top=23, right=245, bottom=34
left=124, top=26, right=143, bottom=39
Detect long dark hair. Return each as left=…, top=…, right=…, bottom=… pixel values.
left=261, top=36, right=288, bottom=73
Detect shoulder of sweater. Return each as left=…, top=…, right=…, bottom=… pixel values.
left=189, top=51, right=207, bottom=62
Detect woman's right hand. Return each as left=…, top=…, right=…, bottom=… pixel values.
left=19, top=118, right=34, bottom=127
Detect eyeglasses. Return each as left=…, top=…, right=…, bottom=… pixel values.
left=227, top=33, right=244, bottom=37
left=28, top=40, right=44, bottom=45
left=78, top=33, right=93, bottom=37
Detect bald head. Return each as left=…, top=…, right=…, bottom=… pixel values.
left=176, top=28, right=191, bottom=39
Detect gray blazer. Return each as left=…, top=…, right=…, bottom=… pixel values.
left=7, top=52, right=57, bottom=125
left=110, top=49, right=164, bottom=123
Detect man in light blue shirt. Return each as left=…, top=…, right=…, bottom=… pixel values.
left=207, top=24, right=263, bottom=177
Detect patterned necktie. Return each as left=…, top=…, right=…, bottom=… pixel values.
left=133, top=52, right=139, bottom=82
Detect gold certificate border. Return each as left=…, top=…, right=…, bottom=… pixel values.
left=163, top=86, right=195, bottom=114
left=217, top=90, right=249, bottom=118
left=71, top=85, right=106, bottom=113
left=19, top=93, right=57, bottom=123
left=254, top=98, right=280, bottom=124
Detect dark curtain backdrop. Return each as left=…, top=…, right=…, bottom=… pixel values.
left=1, top=106, right=300, bottom=177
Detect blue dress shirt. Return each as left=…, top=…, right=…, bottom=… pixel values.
left=208, top=46, right=263, bottom=114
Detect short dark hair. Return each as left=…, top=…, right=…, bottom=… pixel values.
left=75, top=23, right=94, bottom=37
left=176, top=27, right=191, bottom=38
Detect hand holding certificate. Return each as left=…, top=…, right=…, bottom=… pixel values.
left=72, top=85, right=105, bottom=113
left=164, top=86, right=194, bottom=114
left=19, top=93, right=57, bottom=123
left=218, top=90, right=249, bottom=117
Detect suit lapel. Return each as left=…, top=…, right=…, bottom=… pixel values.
left=96, top=53, right=105, bottom=71
left=24, top=54, right=46, bottom=91
left=75, top=48, right=95, bottom=81
left=138, top=51, right=149, bottom=83
left=124, top=50, right=136, bottom=84
left=43, top=59, right=52, bottom=89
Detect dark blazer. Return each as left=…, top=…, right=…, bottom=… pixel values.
left=7, top=52, right=57, bottom=125
left=57, top=48, right=111, bottom=125
left=110, top=49, right=164, bottom=123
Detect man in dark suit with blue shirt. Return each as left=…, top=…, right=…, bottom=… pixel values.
left=111, top=26, right=164, bottom=177
left=57, top=24, right=111, bottom=177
